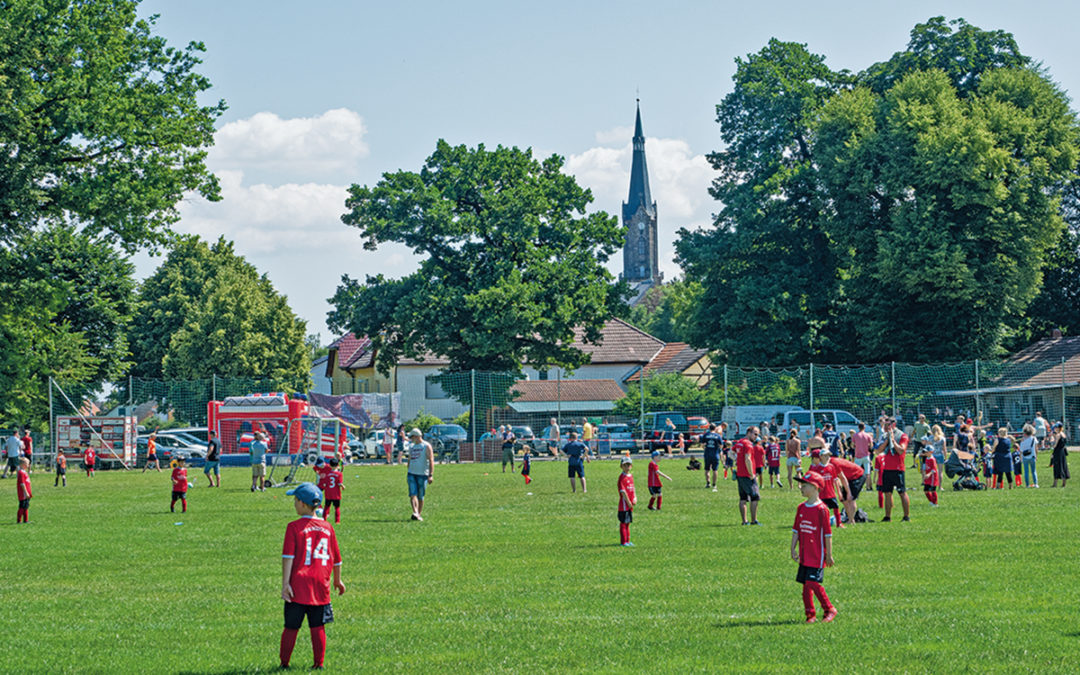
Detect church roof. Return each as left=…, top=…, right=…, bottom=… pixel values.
left=624, top=101, right=654, bottom=216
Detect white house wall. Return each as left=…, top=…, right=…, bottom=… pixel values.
left=396, top=365, right=469, bottom=421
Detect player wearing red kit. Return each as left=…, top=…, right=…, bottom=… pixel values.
left=318, top=458, right=344, bottom=524
left=878, top=417, right=911, bottom=522
left=791, top=472, right=836, bottom=623
left=16, top=458, right=32, bottom=523
left=920, top=447, right=940, bottom=506
left=646, top=450, right=672, bottom=511
left=84, top=446, right=96, bottom=477
left=170, top=456, right=188, bottom=513
left=617, top=457, right=636, bottom=546
left=280, top=482, right=345, bottom=670
left=811, top=449, right=845, bottom=529
left=735, top=427, right=761, bottom=525
left=874, top=453, right=886, bottom=509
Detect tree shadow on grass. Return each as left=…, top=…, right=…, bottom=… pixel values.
left=714, top=619, right=803, bottom=629
left=1064, top=632, right=1080, bottom=637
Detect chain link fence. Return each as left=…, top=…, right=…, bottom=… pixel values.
left=44, top=358, right=1078, bottom=465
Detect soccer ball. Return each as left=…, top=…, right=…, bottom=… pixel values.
left=189, top=477, right=196, bottom=487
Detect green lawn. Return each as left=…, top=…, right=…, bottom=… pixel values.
left=0, top=458, right=1077, bottom=673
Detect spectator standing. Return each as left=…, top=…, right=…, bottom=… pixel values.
left=911, top=414, right=932, bottom=467
left=701, top=424, right=723, bottom=490
left=582, top=419, right=594, bottom=453
left=852, top=423, right=874, bottom=484
left=546, top=418, right=560, bottom=456
left=1033, top=412, right=1049, bottom=450
left=991, top=427, right=1014, bottom=489
left=877, top=418, right=910, bottom=522
left=1019, top=425, right=1039, bottom=488
left=1049, top=423, right=1069, bottom=488
left=2, top=431, right=22, bottom=478
left=785, top=430, right=802, bottom=488
left=735, top=427, right=761, bottom=525
left=562, top=431, right=589, bottom=494
left=251, top=432, right=268, bottom=492
left=405, top=428, right=434, bottom=521
left=204, top=431, right=221, bottom=487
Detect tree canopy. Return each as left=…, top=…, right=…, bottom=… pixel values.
left=130, top=237, right=310, bottom=391
left=679, top=17, right=1080, bottom=365
left=328, top=140, right=628, bottom=375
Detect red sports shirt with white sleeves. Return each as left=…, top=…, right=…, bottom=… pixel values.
left=85, top=448, right=95, bottom=464
left=16, top=468, right=31, bottom=500
left=793, top=501, right=832, bottom=568
left=321, top=470, right=344, bottom=501
left=647, top=461, right=661, bottom=488
left=171, top=466, right=188, bottom=492
left=282, top=516, right=342, bottom=605
left=923, top=456, right=940, bottom=487
left=617, top=473, right=636, bottom=511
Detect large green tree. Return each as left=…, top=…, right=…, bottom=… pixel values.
left=0, top=0, right=224, bottom=250
left=328, top=140, right=628, bottom=375
left=680, top=18, right=1080, bottom=365
left=130, top=237, right=310, bottom=391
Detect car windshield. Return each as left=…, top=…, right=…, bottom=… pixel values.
left=602, top=425, right=630, bottom=434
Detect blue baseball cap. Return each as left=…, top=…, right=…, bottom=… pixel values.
left=286, top=482, right=322, bottom=506
left=651, top=450, right=660, bottom=458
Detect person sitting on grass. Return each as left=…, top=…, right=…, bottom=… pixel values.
left=280, top=482, right=345, bottom=671
left=791, top=472, right=836, bottom=623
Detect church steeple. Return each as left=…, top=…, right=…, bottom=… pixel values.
left=622, top=100, right=659, bottom=287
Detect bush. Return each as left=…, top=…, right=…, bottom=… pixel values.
left=404, top=409, right=442, bottom=435
left=452, top=410, right=470, bottom=429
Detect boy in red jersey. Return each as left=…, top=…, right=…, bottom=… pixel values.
left=646, top=450, right=672, bottom=511
left=16, top=457, right=31, bottom=523
left=280, top=482, right=345, bottom=670
left=811, top=449, right=845, bottom=529
left=752, top=438, right=766, bottom=485
left=874, top=452, right=886, bottom=509
left=318, top=458, right=344, bottom=524
left=920, top=447, right=940, bottom=506
left=766, top=437, right=782, bottom=488
left=617, top=457, right=636, bottom=546
left=83, top=445, right=96, bottom=478
left=791, top=472, right=836, bottom=623
left=170, top=456, right=188, bottom=513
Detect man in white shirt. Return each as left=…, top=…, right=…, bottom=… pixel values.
left=2, top=432, right=23, bottom=478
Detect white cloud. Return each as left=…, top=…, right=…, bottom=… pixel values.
left=210, top=108, right=369, bottom=173
left=564, top=131, right=716, bottom=281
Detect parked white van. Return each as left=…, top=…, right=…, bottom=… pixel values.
left=775, top=409, right=863, bottom=442
left=719, top=405, right=803, bottom=437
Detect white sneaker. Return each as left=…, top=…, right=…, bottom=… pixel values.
left=712, top=488, right=718, bottom=493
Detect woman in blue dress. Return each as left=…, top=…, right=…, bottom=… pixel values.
left=992, top=427, right=1014, bottom=489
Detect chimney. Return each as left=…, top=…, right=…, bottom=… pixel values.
left=1051, top=329, right=1063, bottom=339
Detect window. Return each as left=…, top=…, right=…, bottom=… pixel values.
left=424, top=376, right=448, bottom=399
left=538, top=369, right=549, bottom=381
left=789, top=412, right=811, bottom=427
left=637, top=238, right=646, bottom=257
left=836, top=412, right=857, bottom=425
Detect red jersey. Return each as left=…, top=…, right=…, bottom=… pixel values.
left=829, top=456, right=864, bottom=482
left=314, top=463, right=332, bottom=481
left=171, top=467, right=188, bottom=492
left=21, top=435, right=32, bottom=457
left=84, top=448, right=96, bottom=465
left=16, top=468, right=31, bottom=500
left=753, top=444, right=765, bottom=471
left=617, top=472, right=636, bottom=511
left=282, top=516, right=342, bottom=605
left=734, top=438, right=754, bottom=478
left=319, top=470, right=344, bottom=501
left=767, top=443, right=781, bottom=467
left=874, top=454, right=885, bottom=486
left=793, top=501, right=832, bottom=568
left=922, top=456, right=940, bottom=487
left=881, top=432, right=908, bottom=471
left=647, top=461, right=661, bottom=488
left=147, top=438, right=157, bottom=457
left=818, top=462, right=840, bottom=499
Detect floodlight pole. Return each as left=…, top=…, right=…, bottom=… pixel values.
left=974, top=359, right=981, bottom=421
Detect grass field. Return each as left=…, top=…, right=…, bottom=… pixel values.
left=1, top=457, right=1077, bottom=673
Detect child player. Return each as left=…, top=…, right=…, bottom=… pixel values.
left=767, top=437, right=782, bottom=488
left=617, top=456, right=636, bottom=546
left=521, top=445, right=532, bottom=485
left=874, top=451, right=886, bottom=509
left=280, top=482, right=345, bottom=670
left=647, top=450, right=672, bottom=510
left=16, top=457, right=31, bottom=523
left=920, top=446, right=940, bottom=506
left=318, top=458, right=344, bottom=524
left=55, top=450, right=67, bottom=487
left=170, top=456, right=188, bottom=513
left=83, top=444, right=96, bottom=478
left=791, top=472, right=837, bottom=623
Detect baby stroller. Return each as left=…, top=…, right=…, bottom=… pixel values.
left=945, top=450, right=986, bottom=491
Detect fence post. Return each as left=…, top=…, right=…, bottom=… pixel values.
left=639, top=367, right=645, bottom=444
left=1062, top=357, right=1067, bottom=430
left=723, top=365, right=728, bottom=409
left=212, top=374, right=217, bottom=403
left=890, top=361, right=896, bottom=417
left=48, top=376, right=54, bottom=458
left=974, top=359, right=980, bottom=421
left=808, top=363, right=814, bottom=425
left=556, top=368, right=562, bottom=427
left=470, top=369, right=477, bottom=452
left=128, top=375, right=133, bottom=407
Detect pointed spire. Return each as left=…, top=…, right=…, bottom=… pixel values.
left=634, top=99, right=644, bottom=138
left=625, top=99, right=653, bottom=211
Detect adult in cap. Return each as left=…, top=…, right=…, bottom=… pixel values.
left=405, top=428, right=434, bottom=521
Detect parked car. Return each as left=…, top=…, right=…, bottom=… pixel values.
left=427, top=424, right=467, bottom=462
left=719, top=405, right=802, bottom=437
left=774, top=409, right=862, bottom=442
left=158, top=427, right=209, bottom=443
left=636, top=412, right=690, bottom=449
left=157, top=430, right=209, bottom=448
left=687, top=416, right=709, bottom=436
left=596, top=423, right=637, bottom=453
left=361, top=429, right=394, bottom=459
left=136, top=435, right=205, bottom=467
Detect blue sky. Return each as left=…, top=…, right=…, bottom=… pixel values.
left=135, top=0, right=1080, bottom=341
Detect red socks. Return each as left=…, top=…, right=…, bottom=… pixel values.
left=648, top=497, right=655, bottom=509
left=723, top=468, right=728, bottom=479
left=16, top=508, right=27, bottom=523
left=657, top=496, right=662, bottom=510
left=334, top=507, right=341, bottom=524
left=619, top=522, right=630, bottom=545
left=310, top=625, right=326, bottom=668
left=279, top=628, right=298, bottom=667
left=182, top=499, right=187, bottom=513
left=833, top=508, right=842, bottom=525
left=804, top=581, right=833, bottom=615
left=928, top=492, right=938, bottom=505
left=524, top=475, right=531, bottom=484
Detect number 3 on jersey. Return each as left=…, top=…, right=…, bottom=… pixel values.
left=328, top=475, right=337, bottom=489
left=304, top=536, right=331, bottom=565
